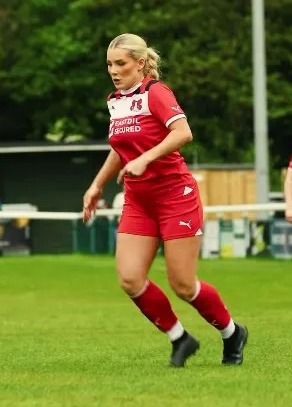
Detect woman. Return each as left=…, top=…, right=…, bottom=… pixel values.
left=83, top=33, right=248, bottom=367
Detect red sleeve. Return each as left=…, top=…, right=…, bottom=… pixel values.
left=289, top=155, right=292, bottom=169
left=148, top=82, right=186, bottom=127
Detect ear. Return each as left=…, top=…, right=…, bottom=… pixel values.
left=137, top=58, right=146, bottom=71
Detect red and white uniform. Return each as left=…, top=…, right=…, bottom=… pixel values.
left=107, top=76, right=203, bottom=240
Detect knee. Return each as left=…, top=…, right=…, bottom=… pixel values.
left=118, top=274, right=146, bottom=297
left=171, top=281, right=196, bottom=302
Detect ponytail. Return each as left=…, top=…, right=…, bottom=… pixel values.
left=144, top=47, right=160, bottom=80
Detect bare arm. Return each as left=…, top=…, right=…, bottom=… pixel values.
left=90, top=148, right=122, bottom=188
left=83, top=148, right=122, bottom=221
left=142, top=118, right=193, bottom=164
left=284, top=168, right=292, bottom=221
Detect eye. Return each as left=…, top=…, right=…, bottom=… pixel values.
left=117, top=61, right=126, bottom=66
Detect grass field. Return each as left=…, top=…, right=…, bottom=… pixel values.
left=0, top=255, right=291, bottom=407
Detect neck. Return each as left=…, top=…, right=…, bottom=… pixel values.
left=121, top=78, right=144, bottom=94
left=130, top=75, right=145, bottom=88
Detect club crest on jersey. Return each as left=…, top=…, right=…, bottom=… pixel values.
left=130, top=99, right=142, bottom=112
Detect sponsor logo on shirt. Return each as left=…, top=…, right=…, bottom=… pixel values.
left=108, top=119, right=115, bottom=138
left=109, top=117, right=142, bottom=137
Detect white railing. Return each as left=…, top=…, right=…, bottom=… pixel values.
left=0, top=202, right=290, bottom=258
left=0, top=211, right=81, bottom=220
left=0, top=202, right=286, bottom=220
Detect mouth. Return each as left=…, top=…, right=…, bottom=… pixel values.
left=112, top=78, right=121, bottom=85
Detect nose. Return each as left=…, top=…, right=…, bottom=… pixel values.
left=108, top=65, right=118, bottom=77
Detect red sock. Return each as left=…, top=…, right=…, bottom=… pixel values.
left=190, top=281, right=231, bottom=330
left=131, top=280, right=178, bottom=332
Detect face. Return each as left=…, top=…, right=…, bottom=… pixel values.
left=107, top=48, right=145, bottom=90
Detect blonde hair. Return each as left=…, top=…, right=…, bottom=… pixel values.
left=108, top=33, right=161, bottom=80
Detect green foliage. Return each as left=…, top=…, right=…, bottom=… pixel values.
left=0, top=0, right=291, bottom=170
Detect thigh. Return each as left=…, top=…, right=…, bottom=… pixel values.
left=116, top=233, right=159, bottom=295
left=164, top=235, right=202, bottom=297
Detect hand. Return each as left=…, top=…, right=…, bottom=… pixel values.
left=117, top=155, right=149, bottom=184
left=285, top=208, right=292, bottom=223
left=82, top=184, right=102, bottom=223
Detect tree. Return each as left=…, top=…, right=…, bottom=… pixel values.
left=0, top=0, right=291, bottom=180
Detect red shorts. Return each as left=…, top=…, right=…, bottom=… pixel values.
left=118, top=173, right=203, bottom=240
